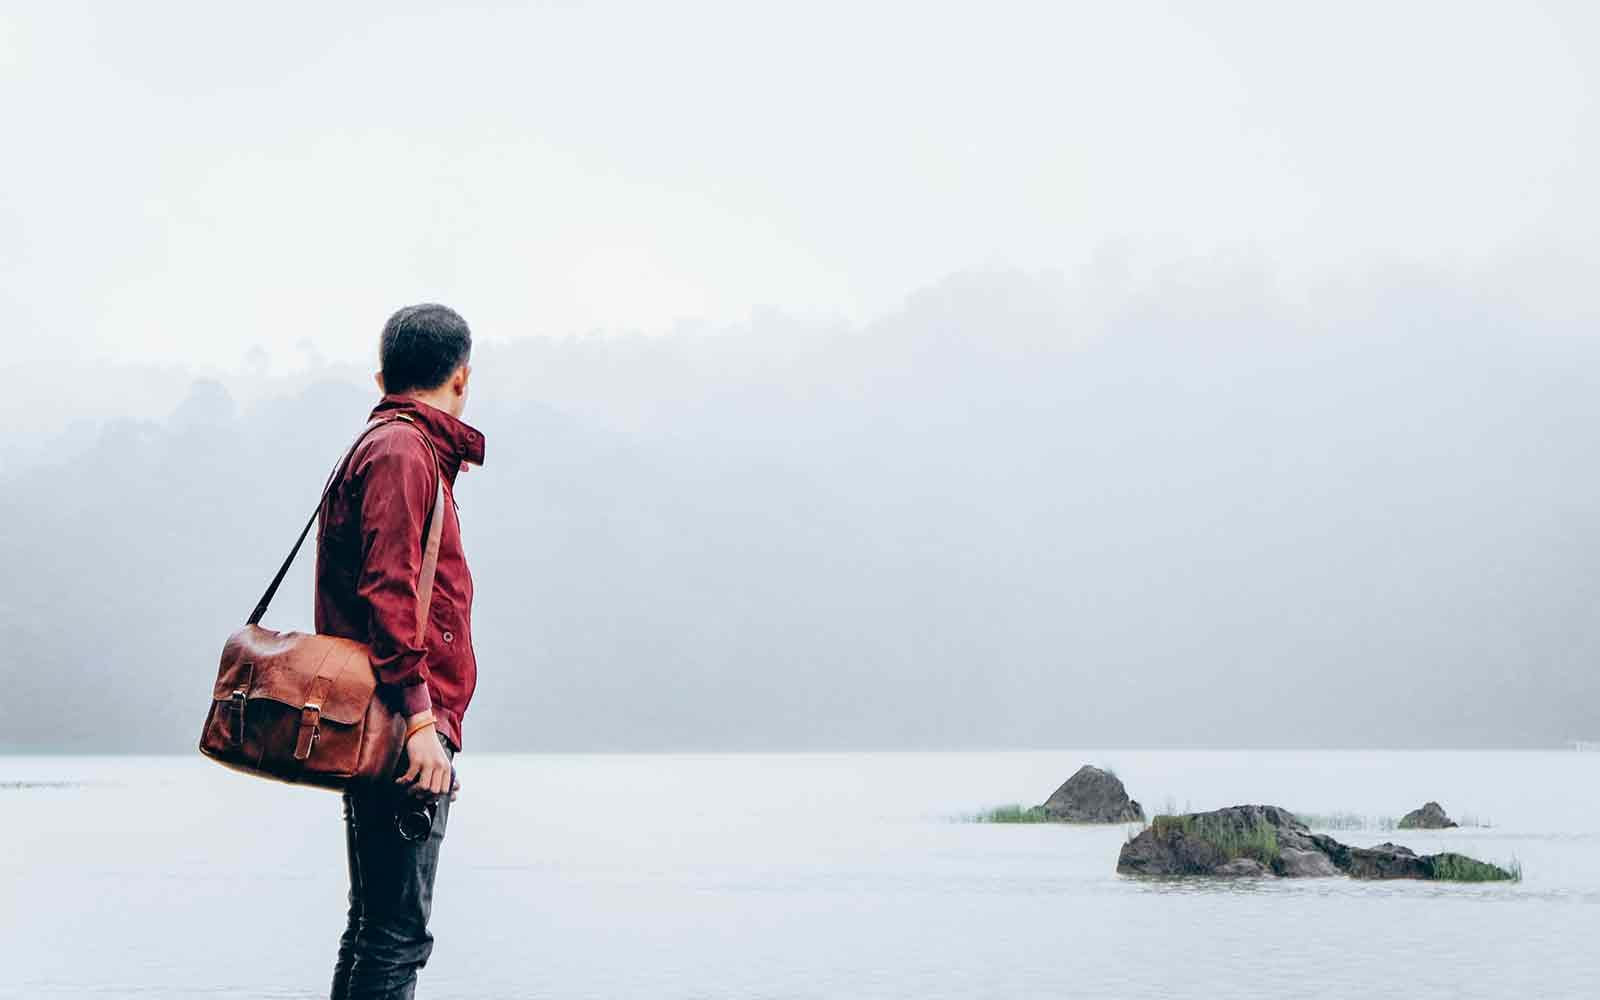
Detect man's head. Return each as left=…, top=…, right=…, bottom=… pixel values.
left=376, top=303, right=473, bottom=418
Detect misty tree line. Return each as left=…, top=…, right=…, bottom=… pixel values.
left=4, top=271, right=1599, bottom=751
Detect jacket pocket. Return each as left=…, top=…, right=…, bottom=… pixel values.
left=426, top=589, right=465, bottom=651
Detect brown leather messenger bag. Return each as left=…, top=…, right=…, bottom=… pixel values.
left=198, top=414, right=444, bottom=789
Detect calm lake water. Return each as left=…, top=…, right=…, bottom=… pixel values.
left=3, top=750, right=1597, bottom=999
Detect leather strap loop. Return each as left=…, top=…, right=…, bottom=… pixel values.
left=229, top=687, right=248, bottom=749
left=293, top=645, right=366, bottom=761
left=293, top=704, right=321, bottom=760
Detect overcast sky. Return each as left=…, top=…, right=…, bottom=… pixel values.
left=3, top=1, right=1595, bottom=372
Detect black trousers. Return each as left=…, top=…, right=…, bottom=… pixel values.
left=330, top=736, right=453, bottom=1000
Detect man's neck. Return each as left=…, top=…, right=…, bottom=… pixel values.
left=401, top=390, right=460, bottom=421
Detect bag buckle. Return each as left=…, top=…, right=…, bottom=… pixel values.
left=293, top=702, right=321, bottom=761
left=229, top=687, right=248, bottom=748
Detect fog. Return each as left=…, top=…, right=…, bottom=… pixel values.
left=3, top=3, right=1598, bottom=751
left=5, top=2, right=1597, bottom=370
left=3, top=266, right=1597, bottom=752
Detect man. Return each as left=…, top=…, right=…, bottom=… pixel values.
left=315, top=303, right=486, bottom=999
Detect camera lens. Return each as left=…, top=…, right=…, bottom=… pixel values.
left=395, top=801, right=436, bottom=842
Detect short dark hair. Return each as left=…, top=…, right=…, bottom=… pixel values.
left=379, top=303, right=473, bottom=394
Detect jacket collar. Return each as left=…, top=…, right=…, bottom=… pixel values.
left=370, top=394, right=486, bottom=482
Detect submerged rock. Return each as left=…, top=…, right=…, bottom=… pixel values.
left=1397, top=801, right=1459, bottom=830
left=1036, top=765, right=1144, bottom=823
left=1319, top=841, right=1431, bottom=879
left=1277, top=843, right=1342, bottom=878
left=1116, top=804, right=1512, bottom=881
left=1117, top=805, right=1305, bottom=876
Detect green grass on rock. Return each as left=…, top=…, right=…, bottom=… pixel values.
left=1150, top=813, right=1282, bottom=866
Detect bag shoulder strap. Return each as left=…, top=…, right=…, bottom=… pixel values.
left=406, top=420, right=447, bottom=645
left=247, top=413, right=445, bottom=634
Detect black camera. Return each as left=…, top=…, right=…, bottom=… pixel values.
left=395, top=799, right=438, bottom=842
left=394, top=762, right=455, bottom=841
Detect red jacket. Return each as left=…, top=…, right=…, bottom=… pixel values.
left=314, top=395, right=486, bottom=750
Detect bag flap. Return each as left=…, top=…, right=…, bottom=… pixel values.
left=214, top=625, right=376, bottom=725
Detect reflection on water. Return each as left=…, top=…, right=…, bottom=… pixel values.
left=2, top=750, right=1597, bottom=999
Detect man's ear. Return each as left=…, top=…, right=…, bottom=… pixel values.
left=453, top=364, right=471, bottom=398
left=374, top=371, right=386, bottom=393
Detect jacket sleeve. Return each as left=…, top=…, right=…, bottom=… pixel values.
left=352, top=431, right=438, bottom=718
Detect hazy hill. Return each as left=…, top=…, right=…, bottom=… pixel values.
left=4, top=270, right=1598, bottom=751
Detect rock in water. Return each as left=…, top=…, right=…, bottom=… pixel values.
left=1116, top=805, right=1311, bottom=876
left=1397, top=801, right=1459, bottom=829
left=1037, top=765, right=1144, bottom=823
left=1116, top=804, right=1511, bottom=880
left=1326, top=842, right=1431, bottom=879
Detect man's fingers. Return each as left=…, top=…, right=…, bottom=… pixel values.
left=396, top=738, right=451, bottom=799
left=407, top=762, right=446, bottom=797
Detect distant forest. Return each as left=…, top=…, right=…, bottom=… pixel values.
left=5, top=271, right=1598, bottom=752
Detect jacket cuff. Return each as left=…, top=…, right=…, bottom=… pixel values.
left=398, top=682, right=433, bottom=718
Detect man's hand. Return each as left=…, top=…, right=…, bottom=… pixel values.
left=396, top=714, right=452, bottom=799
